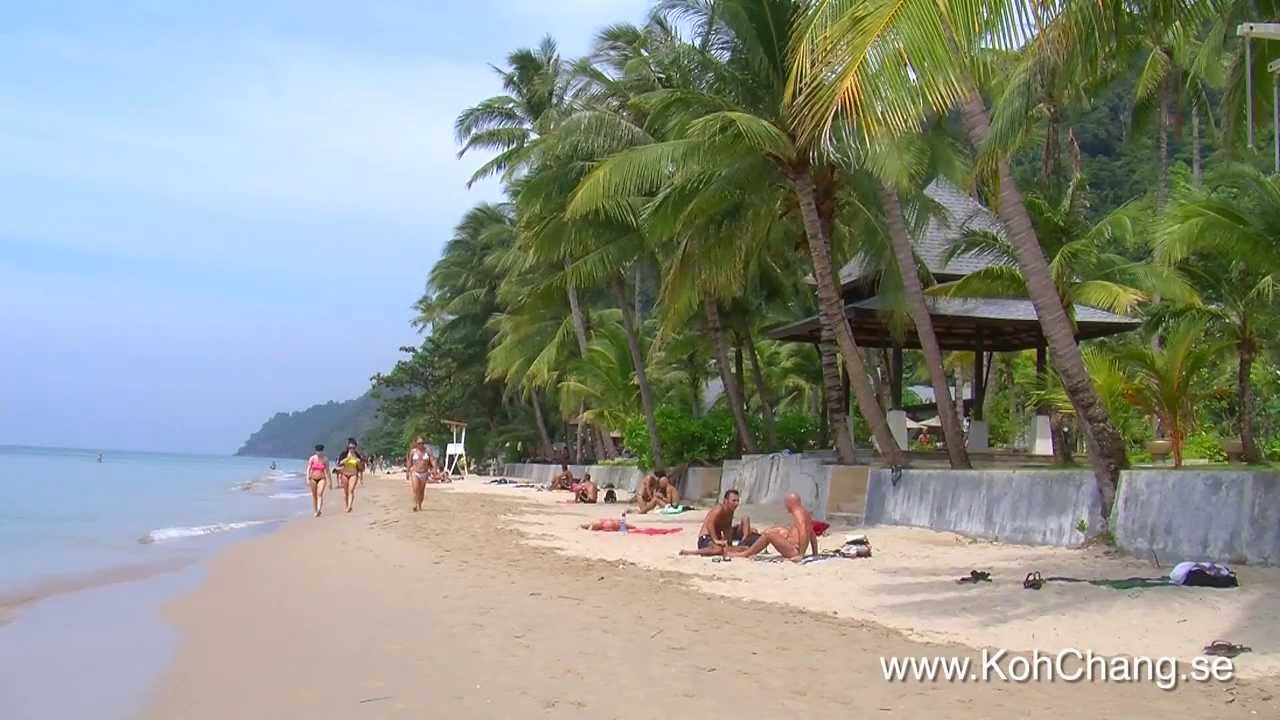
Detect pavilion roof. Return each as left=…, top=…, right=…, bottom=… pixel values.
left=767, top=296, right=1139, bottom=352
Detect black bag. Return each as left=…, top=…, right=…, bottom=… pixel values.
left=1184, top=568, right=1239, bottom=588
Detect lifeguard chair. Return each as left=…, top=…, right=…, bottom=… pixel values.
left=442, top=420, right=468, bottom=477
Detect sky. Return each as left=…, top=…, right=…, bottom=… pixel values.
left=0, top=0, right=650, bottom=454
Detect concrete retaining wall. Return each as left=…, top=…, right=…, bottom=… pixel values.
left=1113, top=469, right=1280, bottom=565
left=501, top=463, right=645, bottom=493
left=863, top=468, right=1103, bottom=547
left=717, top=453, right=846, bottom=521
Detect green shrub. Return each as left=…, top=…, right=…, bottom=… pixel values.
left=773, top=412, right=821, bottom=452
left=1182, top=432, right=1227, bottom=462
left=622, top=406, right=735, bottom=469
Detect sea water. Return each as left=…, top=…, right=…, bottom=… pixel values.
left=0, top=445, right=310, bottom=719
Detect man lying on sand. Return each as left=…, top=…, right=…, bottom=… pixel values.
left=727, top=493, right=817, bottom=562
left=680, top=489, right=757, bottom=557
left=574, top=474, right=598, bottom=503
left=550, top=464, right=575, bottom=491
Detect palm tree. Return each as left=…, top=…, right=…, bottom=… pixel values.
left=559, top=314, right=647, bottom=444
left=786, top=0, right=1180, bottom=513
left=568, top=0, right=908, bottom=465
left=1159, top=165, right=1280, bottom=464
left=1115, top=318, right=1228, bottom=467
left=455, top=36, right=569, bottom=187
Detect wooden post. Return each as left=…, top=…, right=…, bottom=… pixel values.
left=973, top=332, right=986, bottom=421
left=891, top=345, right=904, bottom=410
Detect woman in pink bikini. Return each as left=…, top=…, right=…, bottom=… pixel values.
left=305, top=444, right=330, bottom=517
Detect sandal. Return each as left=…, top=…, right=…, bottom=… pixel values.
left=957, top=570, right=992, bottom=584
left=1024, top=572, right=1045, bottom=590
left=1203, top=640, right=1252, bottom=658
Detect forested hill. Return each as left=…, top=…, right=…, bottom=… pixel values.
left=236, top=393, right=381, bottom=459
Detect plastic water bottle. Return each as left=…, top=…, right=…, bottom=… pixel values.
left=620, top=511, right=629, bottom=534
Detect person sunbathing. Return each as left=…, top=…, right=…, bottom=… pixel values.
left=727, top=493, right=817, bottom=562
left=581, top=518, right=623, bottom=531
left=680, top=489, right=755, bottom=557
left=550, top=464, right=575, bottom=491
left=574, top=474, right=598, bottom=503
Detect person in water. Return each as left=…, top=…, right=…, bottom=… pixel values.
left=405, top=437, right=430, bottom=511
left=269, top=461, right=277, bottom=471
left=336, top=439, right=365, bottom=513
left=305, top=444, right=330, bottom=517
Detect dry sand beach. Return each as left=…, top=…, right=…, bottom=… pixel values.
left=144, top=473, right=1280, bottom=718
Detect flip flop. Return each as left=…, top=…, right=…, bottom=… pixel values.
left=1024, top=571, right=1045, bottom=590
left=956, top=570, right=992, bottom=584
left=1203, top=640, right=1252, bottom=658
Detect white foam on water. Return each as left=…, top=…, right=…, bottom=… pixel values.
left=139, top=520, right=276, bottom=544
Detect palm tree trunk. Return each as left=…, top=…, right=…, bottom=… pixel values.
left=1191, top=108, right=1202, bottom=188
left=706, top=300, right=758, bottom=454
left=957, top=91, right=1126, bottom=516
left=612, top=275, right=664, bottom=468
left=530, top=392, right=554, bottom=458
left=1041, top=103, right=1059, bottom=180
left=1157, top=75, right=1172, bottom=210
left=1050, top=413, right=1074, bottom=465
left=867, top=350, right=892, bottom=411
left=1239, top=321, right=1261, bottom=464
left=565, top=261, right=616, bottom=459
left=744, top=329, right=780, bottom=450
left=820, top=327, right=857, bottom=464
left=787, top=166, right=904, bottom=466
left=880, top=184, right=971, bottom=469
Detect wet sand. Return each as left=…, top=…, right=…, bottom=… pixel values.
left=143, top=474, right=1280, bottom=718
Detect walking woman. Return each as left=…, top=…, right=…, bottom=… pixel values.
left=305, top=444, right=330, bottom=517
left=405, top=437, right=430, bottom=511
left=336, top=438, right=365, bottom=513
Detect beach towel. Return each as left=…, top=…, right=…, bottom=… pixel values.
left=658, top=505, right=694, bottom=515
left=629, top=527, right=682, bottom=535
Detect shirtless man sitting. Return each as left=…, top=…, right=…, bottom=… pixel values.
left=635, top=470, right=663, bottom=513
left=680, top=489, right=756, bottom=557
left=550, top=464, right=575, bottom=491
left=727, top=493, right=817, bottom=562
left=574, top=473, right=598, bottom=503
left=654, top=472, right=681, bottom=509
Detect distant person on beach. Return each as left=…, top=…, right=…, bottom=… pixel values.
left=305, top=444, right=330, bottom=517
left=680, top=489, right=756, bottom=557
left=550, top=464, right=574, bottom=491
left=635, top=470, right=662, bottom=513
left=728, top=493, right=817, bottom=562
left=336, top=439, right=365, bottom=513
left=270, top=461, right=277, bottom=471
left=655, top=472, right=680, bottom=508
left=574, top=473, right=598, bottom=503
left=406, top=438, right=430, bottom=511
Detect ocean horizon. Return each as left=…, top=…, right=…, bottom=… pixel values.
left=0, top=444, right=311, bottom=719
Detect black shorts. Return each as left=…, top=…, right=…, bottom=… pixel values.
left=697, top=534, right=715, bottom=550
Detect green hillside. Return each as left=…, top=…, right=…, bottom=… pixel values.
left=236, top=393, right=381, bottom=459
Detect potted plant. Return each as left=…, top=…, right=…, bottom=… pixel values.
left=1145, top=439, right=1173, bottom=464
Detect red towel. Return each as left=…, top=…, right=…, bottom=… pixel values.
left=629, top=527, right=682, bottom=536
left=812, top=521, right=830, bottom=536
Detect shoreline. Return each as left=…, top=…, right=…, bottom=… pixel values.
left=139, top=473, right=1280, bottom=718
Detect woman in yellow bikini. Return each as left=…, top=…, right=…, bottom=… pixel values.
left=336, top=439, right=365, bottom=513
left=305, top=444, right=330, bottom=517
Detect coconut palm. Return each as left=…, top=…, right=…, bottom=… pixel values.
left=785, top=0, right=1209, bottom=512
left=455, top=36, right=570, bottom=187
left=1159, top=165, right=1280, bottom=464
left=568, top=0, right=908, bottom=465
left=1114, top=318, right=1228, bottom=467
